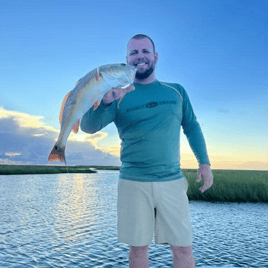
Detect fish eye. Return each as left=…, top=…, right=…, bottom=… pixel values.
left=121, top=63, right=127, bottom=66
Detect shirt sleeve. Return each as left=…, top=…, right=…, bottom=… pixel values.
left=80, top=99, right=117, bottom=134
left=181, top=87, right=211, bottom=166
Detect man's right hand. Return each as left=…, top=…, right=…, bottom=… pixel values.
left=103, top=85, right=135, bottom=106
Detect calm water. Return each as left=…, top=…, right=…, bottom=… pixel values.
left=0, top=170, right=267, bottom=268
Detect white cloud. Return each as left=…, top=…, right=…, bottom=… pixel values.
left=0, top=157, right=30, bottom=165
left=5, top=152, right=21, bottom=157
left=0, top=107, right=56, bottom=133
left=70, top=132, right=121, bottom=157
left=0, top=107, right=121, bottom=166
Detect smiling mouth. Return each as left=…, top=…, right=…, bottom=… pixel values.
left=136, top=62, right=147, bottom=67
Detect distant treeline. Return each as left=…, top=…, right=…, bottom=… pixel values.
left=0, top=164, right=120, bottom=175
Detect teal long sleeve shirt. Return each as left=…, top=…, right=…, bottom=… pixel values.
left=81, top=80, right=210, bottom=182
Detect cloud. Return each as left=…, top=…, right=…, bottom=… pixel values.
left=5, top=152, right=21, bottom=157
left=217, top=107, right=248, bottom=116
left=217, top=107, right=231, bottom=114
left=0, top=107, right=121, bottom=166
left=70, top=132, right=121, bottom=157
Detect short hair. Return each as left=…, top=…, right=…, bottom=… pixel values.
left=128, top=34, right=155, bottom=53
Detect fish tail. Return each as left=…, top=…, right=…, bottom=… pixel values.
left=48, top=144, right=66, bottom=164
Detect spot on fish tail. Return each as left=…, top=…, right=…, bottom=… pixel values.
left=48, top=145, right=66, bottom=163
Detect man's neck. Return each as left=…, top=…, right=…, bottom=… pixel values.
left=134, top=73, right=156, bottom=85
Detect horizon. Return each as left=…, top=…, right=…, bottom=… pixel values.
left=1, top=0, right=267, bottom=171
left=1, top=163, right=267, bottom=172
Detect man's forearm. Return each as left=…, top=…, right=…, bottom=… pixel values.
left=80, top=100, right=115, bottom=134
left=185, top=123, right=211, bottom=166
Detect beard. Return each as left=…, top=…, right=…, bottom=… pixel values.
left=135, top=62, right=155, bottom=80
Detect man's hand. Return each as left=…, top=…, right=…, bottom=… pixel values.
left=103, top=85, right=135, bottom=105
left=196, top=164, right=213, bottom=193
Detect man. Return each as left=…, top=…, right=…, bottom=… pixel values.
left=81, top=34, right=213, bottom=268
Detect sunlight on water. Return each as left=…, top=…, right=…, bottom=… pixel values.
left=54, top=173, right=93, bottom=243
left=0, top=171, right=267, bottom=267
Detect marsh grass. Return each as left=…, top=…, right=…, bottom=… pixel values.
left=183, top=169, right=268, bottom=203
left=0, top=165, right=267, bottom=202
left=0, top=164, right=97, bottom=175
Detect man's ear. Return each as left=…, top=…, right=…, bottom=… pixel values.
left=154, top=52, right=159, bottom=63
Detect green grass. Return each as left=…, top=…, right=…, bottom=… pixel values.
left=0, top=164, right=98, bottom=175
left=1, top=165, right=267, bottom=203
left=183, top=169, right=268, bottom=203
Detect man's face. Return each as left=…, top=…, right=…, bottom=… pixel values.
left=127, top=38, right=158, bottom=80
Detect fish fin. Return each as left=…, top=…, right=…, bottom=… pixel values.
left=90, top=88, right=102, bottom=102
left=96, top=67, right=102, bottom=81
left=59, top=91, right=71, bottom=123
left=48, top=145, right=66, bottom=163
left=93, top=101, right=100, bottom=111
left=75, top=77, right=82, bottom=86
left=72, top=119, right=80, bottom=133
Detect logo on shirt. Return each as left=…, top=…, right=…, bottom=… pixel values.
left=146, top=102, right=158, bottom=108
left=126, top=101, right=176, bottom=113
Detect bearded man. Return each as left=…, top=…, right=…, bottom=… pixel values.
left=81, top=34, right=213, bottom=268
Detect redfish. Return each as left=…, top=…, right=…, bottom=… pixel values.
left=48, top=63, right=136, bottom=164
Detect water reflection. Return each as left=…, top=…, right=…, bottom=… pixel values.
left=53, top=173, right=100, bottom=243
left=0, top=172, right=267, bottom=268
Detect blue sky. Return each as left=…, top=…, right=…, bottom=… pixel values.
left=0, top=0, right=267, bottom=170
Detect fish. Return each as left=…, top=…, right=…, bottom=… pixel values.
left=48, top=63, right=136, bottom=164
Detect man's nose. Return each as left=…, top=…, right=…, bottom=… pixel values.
left=137, top=51, right=145, bottom=59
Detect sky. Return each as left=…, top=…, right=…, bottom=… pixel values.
left=0, top=0, right=267, bottom=170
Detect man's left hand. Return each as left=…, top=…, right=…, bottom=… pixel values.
left=196, top=164, right=213, bottom=193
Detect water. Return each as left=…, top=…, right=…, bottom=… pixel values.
left=0, top=170, right=267, bottom=268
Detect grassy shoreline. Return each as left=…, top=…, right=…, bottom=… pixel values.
left=183, top=169, right=268, bottom=203
left=0, top=164, right=121, bottom=175
left=1, top=165, right=267, bottom=203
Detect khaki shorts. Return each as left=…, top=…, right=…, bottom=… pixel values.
left=117, top=177, right=193, bottom=247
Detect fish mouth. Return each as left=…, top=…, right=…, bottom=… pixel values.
left=130, top=65, right=137, bottom=72
left=118, top=68, right=136, bottom=88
